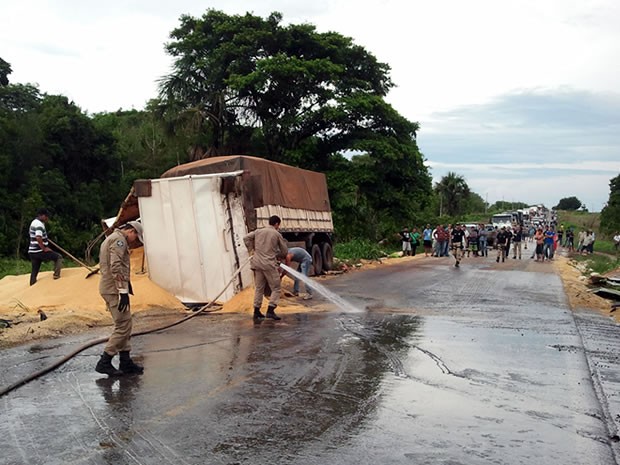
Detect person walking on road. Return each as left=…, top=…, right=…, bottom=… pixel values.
left=411, top=227, right=421, bottom=256
left=543, top=226, right=555, bottom=260
left=244, top=215, right=289, bottom=321
left=450, top=224, right=466, bottom=267
left=285, top=246, right=313, bottom=300
left=399, top=227, right=413, bottom=256
left=534, top=227, right=545, bottom=261
left=28, top=208, right=63, bottom=286
left=433, top=225, right=449, bottom=257
left=423, top=224, right=433, bottom=257
left=512, top=225, right=523, bottom=259
left=478, top=224, right=488, bottom=257
left=95, top=221, right=145, bottom=376
left=496, top=226, right=509, bottom=263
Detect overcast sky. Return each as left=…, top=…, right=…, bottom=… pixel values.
left=2, top=0, right=619, bottom=212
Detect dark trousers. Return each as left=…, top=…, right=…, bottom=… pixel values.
left=29, top=251, right=62, bottom=285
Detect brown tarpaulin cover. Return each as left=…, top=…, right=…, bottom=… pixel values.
left=107, top=155, right=330, bottom=233
left=161, top=155, right=331, bottom=212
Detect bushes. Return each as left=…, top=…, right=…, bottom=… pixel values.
left=334, top=239, right=389, bottom=262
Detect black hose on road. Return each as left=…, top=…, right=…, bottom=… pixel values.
left=0, top=258, right=251, bottom=398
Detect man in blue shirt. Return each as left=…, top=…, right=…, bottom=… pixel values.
left=285, top=247, right=313, bottom=300
left=422, top=225, right=433, bottom=257
left=543, top=227, right=555, bottom=260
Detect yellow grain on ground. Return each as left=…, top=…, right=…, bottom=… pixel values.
left=0, top=250, right=444, bottom=347
left=0, top=248, right=185, bottom=347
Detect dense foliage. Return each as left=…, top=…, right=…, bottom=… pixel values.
left=159, top=9, right=433, bottom=240
left=600, top=174, right=620, bottom=234
left=0, top=78, right=125, bottom=258
left=3, top=9, right=607, bottom=264
left=554, top=196, right=582, bottom=211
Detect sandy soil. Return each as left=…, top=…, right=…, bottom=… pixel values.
left=554, top=255, right=620, bottom=323
left=1, top=250, right=616, bottom=348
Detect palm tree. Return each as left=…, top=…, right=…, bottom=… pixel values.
left=435, top=172, right=471, bottom=217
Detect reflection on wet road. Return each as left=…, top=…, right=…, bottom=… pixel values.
left=1, top=256, right=619, bottom=464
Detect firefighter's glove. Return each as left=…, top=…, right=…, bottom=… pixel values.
left=118, top=293, right=130, bottom=312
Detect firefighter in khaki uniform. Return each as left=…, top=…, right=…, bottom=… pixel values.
left=95, top=221, right=145, bottom=376
left=243, top=215, right=289, bottom=321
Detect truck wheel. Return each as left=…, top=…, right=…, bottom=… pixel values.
left=311, top=244, right=323, bottom=276
left=321, top=242, right=333, bottom=272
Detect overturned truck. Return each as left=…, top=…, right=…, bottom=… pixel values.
left=114, top=156, right=334, bottom=305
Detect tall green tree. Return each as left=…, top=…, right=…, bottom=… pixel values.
left=0, top=57, right=11, bottom=86
left=554, top=196, right=582, bottom=211
left=600, top=174, right=620, bottom=234
left=434, top=172, right=470, bottom=217
left=159, top=9, right=432, bottom=240
left=159, top=10, right=393, bottom=162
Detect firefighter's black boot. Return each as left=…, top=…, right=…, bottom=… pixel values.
left=95, top=352, right=122, bottom=376
left=119, top=351, right=144, bottom=375
left=266, top=305, right=281, bottom=320
left=253, top=307, right=265, bottom=319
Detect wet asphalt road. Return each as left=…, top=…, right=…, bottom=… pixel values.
left=2, top=252, right=620, bottom=465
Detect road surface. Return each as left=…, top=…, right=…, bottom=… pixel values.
left=1, top=253, right=619, bottom=465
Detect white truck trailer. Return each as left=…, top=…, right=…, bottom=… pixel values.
left=111, top=156, right=334, bottom=305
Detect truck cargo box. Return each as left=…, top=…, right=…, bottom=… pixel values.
left=129, top=156, right=334, bottom=304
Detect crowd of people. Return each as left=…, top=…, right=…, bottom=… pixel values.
left=398, top=222, right=596, bottom=267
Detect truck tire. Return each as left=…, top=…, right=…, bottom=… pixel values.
left=321, top=242, right=333, bottom=272
left=311, top=244, right=323, bottom=276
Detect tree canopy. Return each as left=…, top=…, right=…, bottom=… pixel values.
left=159, top=10, right=432, bottom=240
left=434, top=172, right=470, bottom=217
left=554, top=196, right=582, bottom=211
left=600, top=174, right=620, bottom=234
left=159, top=10, right=396, bottom=162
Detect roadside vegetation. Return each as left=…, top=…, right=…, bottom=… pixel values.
left=334, top=239, right=393, bottom=262
left=1, top=13, right=618, bottom=274
left=0, top=258, right=79, bottom=280
left=0, top=258, right=46, bottom=280
left=570, top=254, right=620, bottom=275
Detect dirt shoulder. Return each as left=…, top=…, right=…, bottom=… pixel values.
left=0, top=250, right=420, bottom=349
left=2, top=250, right=614, bottom=348
left=554, top=254, right=620, bottom=323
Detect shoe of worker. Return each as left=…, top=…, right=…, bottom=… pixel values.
left=253, top=307, right=265, bottom=319
left=496, top=257, right=499, bottom=263
left=119, top=351, right=144, bottom=375
left=95, top=352, right=123, bottom=376
left=303, top=293, right=313, bottom=300
left=266, top=305, right=281, bottom=320
left=292, top=291, right=299, bottom=297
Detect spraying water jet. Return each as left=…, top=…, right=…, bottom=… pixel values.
left=279, top=263, right=362, bottom=313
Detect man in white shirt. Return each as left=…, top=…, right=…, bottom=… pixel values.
left=28, top=208, right=62, bottom=285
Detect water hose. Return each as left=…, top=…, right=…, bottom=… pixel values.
left=0, top=258, right=251, bottom=398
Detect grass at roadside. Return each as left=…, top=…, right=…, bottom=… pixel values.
left=0, top=258, right=78, bottom=280
left=558, top=210, right=600, bottom=233
left=594, top=240, right=618, bottom=255
left=334, top=239, right=395, bottom=262
left=571, top=253, right=620, bottom=275
left=0, top=258, right=49, bottom=280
